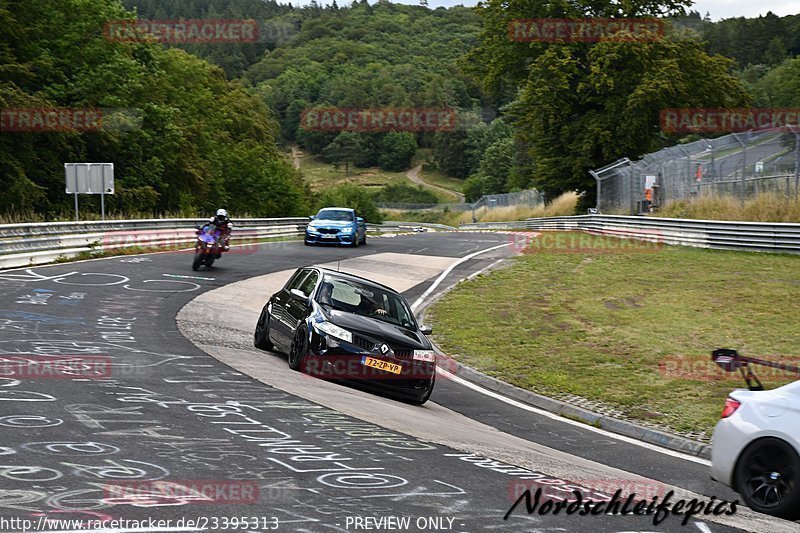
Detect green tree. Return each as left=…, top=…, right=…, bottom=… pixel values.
left=377, top=131, right=416, bottom=171
left=323, top=132, right=364, bottom=174
left=0, top=0, right=306, bottom=219
left=753, top=57, right=800, bottom=106
left=315, top=184, right=383, bottom=222
left=469, top=0, right=750, bottom=202
left=373, top=183, right=438, bottom=203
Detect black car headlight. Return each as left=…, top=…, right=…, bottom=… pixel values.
left=413, top=350, right=435, bottom=362
left=313, top=320, right=352, bottom=343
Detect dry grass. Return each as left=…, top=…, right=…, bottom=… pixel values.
left=655, top=192, right=800, bottom=223
left=379, top=191, right=579, bottom=226
left=473, top=191, right=579, bottom=222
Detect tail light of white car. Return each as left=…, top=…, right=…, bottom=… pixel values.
left=720, top=397, right=741, bottom=419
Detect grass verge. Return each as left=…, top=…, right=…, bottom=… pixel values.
left=415, top=168, right=466, bottom=197
left=427, top=231, right=800, bottom=437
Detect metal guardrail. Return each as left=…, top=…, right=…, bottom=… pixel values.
left=0, top=217, right=310, bottom=269
left=460, top=215, right=800, bottom=254
left=4, top=214, right=797, bottom=270
left=0, top=218, right=456, bottom=270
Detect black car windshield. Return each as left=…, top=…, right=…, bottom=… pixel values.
left=316, top=209, right=354, bottom=221
left=316, top=276, right=416, bottom=329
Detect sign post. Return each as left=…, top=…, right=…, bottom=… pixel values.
left=65, top=163, right=114, bottom=221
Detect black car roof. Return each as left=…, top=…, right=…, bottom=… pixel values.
left=313, top=267, right=399, bottom=295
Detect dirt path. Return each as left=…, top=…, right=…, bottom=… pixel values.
left=291, top=145, right=302, bottom=169
left=406, top=164, right=465, bottom=202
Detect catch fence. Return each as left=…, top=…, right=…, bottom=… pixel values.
left=592, top=131, right=800, bottom=214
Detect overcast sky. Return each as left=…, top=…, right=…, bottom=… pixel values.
left=374, top=0, right=798, bottom=20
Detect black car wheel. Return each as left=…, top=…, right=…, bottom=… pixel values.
left=288, top=327, right=309, bottom=372
left=360, top=233, right=367, bottom=245
left=735, top=437, right=800, bottom=519
left=351, top=236, right=359, bottom=248
left=253, top=308, right=274, bottom=351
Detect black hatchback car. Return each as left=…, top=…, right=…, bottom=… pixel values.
left=253, top=267, right=436, bottom=404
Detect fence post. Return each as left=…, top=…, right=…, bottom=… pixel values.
left=794, top=132, right=799, bottom=199
left=733, top=133, right=746, bottom=205
left=589, top=169, right=601, bottom=212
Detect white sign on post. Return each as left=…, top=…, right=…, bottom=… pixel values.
left=65, top=163, right=114, bottom=221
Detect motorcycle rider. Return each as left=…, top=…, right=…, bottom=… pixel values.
left=205, top=208, right=233, bottom=252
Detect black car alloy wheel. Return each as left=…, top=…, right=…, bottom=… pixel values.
left=253, top=308, right=273, bottom=351
left=288, top=327, right=308, bottom=371
left=735, top=437, right=800, bottom=519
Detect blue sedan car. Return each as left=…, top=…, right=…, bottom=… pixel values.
left=305, top=208, right=367, bottom=247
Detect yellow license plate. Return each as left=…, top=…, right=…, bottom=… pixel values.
left=361, top=356, right=402, bottom=374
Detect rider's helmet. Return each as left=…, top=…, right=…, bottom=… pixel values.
left=213, top=208, right=230, bottom=226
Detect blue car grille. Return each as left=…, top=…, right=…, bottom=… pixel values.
left=318, top=228, right=339, bottom=234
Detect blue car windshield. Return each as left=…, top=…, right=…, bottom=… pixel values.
left=317, top=209, right=354, bottom=221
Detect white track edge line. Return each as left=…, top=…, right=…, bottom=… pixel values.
left=437, top=366, right=711, bottom=466
left=411, top=242, right=509, bottom=311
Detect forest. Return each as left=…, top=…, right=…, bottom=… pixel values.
left=1, top=0, right=798, bottom=219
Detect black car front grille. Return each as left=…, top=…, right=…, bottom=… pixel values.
left=352, top=334, right=375, bottom=351
left=318, top=228, right=339, bottom=234
left=352, top=334, right=414, bottom=359
left=393, top=348, right=413, bottom=359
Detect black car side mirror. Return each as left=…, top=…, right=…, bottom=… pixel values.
left=419, top=325, right=433, bottom=335
left=290, top=288, right=311, bottom=305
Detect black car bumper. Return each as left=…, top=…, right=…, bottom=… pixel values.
left=305, top=333, right=435, bottom=399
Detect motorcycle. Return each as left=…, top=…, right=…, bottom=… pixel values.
left=192, top=224, right=223, bottom=271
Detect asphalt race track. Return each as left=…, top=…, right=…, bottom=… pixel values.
left=0, top=232, right=796, bottom=533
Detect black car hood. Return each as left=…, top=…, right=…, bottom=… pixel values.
left=324, top=308, right=430, bottom=349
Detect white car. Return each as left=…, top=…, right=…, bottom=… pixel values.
left=711, top=378, right=800, bottom=519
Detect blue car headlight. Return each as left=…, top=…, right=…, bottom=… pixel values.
left=340, top=226, right=353, bottom=234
